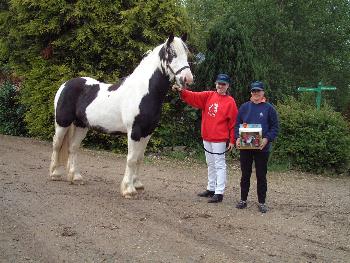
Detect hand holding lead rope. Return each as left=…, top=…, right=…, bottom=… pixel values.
left=172, top=84, right=183, bottom=92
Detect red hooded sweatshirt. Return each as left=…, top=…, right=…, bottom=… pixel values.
left=180, top=90, right=238, bottom=144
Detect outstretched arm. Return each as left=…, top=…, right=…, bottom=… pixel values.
left=173, top=84, right=210, bottom=110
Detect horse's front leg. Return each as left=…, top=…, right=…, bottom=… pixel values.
left=121, top=136, right=150, bottom=198
left=133, top=157, right=145, bottom=191
left=134, top=137, right=150, bottom=190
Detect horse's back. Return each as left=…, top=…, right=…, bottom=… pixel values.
left=55, top=77, right=102, bottom=128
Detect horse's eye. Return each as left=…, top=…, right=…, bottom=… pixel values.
left=168, top=49, right=176, bottom=58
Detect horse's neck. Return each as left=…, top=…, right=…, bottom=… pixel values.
left=129, top=45, right=170, bottom=102
left=132, top=46, right=163, bottom=76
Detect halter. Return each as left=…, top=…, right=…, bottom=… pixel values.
left=166, top=64, right=190, bottom=76
left=166, top=63, right=190, bottom=86
left=202, top=128, right=234, bottom=155
left=163, top=42, right=191, bottom=80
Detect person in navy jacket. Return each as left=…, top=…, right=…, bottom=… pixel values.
left=234, top=81, right=279, bottom=213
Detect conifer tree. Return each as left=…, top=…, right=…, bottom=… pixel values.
left=194, top=15, right=259, bottom=105
left=3, top=0, right=188, bottom=79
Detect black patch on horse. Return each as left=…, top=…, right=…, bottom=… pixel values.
left=56, top=77, right=100, bottom=128
left=131, top=69, right=170, bottom=141
left=75, top=84, right=100, bottom=127
left=108, top=77, right=126, bottom=92
left=158, top=46, right=167, bottom=61
left=91, top=125, right=126, bottom=135
left=159, top=46, right=175, bottom=64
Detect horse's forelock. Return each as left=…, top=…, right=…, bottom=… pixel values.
left=172, top=37, right=189, bottom=55
left=159, top=37, right=189, bottom=63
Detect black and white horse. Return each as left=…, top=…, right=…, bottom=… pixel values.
left=49, top=34, right=193, bottom=198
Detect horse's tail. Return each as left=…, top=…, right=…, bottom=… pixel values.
left=58, top=124, right=75, bottom=167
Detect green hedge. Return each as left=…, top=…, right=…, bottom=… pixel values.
left=272, top=97, right=350, bottom=174
left=151, top=94, right=200, bottom=150
left=0, top=81, right=27, bottom=136
left=20, top=59, right=74, bottom=139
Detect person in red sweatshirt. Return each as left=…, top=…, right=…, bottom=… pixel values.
left=173, top=74, right=238, bottom=203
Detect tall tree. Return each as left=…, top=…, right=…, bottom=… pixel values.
left=193, top=15, right=258, bottom=105
left=184, top=0, right=231, bottom=51
left=185, top=0, right=350, bottom=112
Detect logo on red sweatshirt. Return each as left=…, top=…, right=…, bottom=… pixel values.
left=208, top=103, right=219, bottom=117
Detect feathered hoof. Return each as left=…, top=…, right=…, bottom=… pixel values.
left=72, top=174, right=85, bottom=185
left=50, top=174, right=64, bottom=181
left=135, top=186, right=144, bottom=192
left=121, top=185, right=137, bottom=198
left=134, top=180, right=144, bottom=191
left=68, top=173, right=84, bottom=185
left=71, top=178, right=85, bottom=185
left=50, top=167, right=65, bottom=181
left=122, top=190, right=138, bottom=199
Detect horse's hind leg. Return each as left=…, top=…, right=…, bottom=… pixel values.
left=121, top=135, right=150, bottom=198
left=66, top=125, right=88, bottom=184
left=50, top=125, right=69, bottom=180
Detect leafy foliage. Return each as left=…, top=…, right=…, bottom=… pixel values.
left=0, top=81, right=27, bottom=136
left=193, top=15, right=258, bottom=105
left=3, top=0, right=189, bottom=79
left=184, top=0, right=231, bottom=51
left=19, top=59, right=74, bottom=139
left=82, top=131, right=128, bottom=154
left=272, top=97, right=350, bottom=174
left=185, top=0, right=350, bottom=112
left=151, top=93, right=200, bottom=150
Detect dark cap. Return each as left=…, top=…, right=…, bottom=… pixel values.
left=215, top=74, right=231, bottom=84
left=250, top=81, right=264, bottom=91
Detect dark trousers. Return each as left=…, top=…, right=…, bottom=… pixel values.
left=239, top=150, right=270, bottom=203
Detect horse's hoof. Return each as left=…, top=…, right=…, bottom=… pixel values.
left=71, top=179, right=85, bottom=185
left=123, top=194, right=134, bottom=199
left=71, top=174, right=84, bottom=185
left=50, top=174, right=63, bottom=181
left=122, top=188, right=137, bottom=198
left=134, top=181, right=144, bottom=190
left=135, top=186, right=144, bottom=191
left=51, top=167, right=65, bottom=181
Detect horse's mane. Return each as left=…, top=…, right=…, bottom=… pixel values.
left=134, top=44, right=163, bottom=74
left=132, top=37, right=188, bottom=77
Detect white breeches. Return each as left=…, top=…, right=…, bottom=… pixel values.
left=203, top=140, right=227, bottom=195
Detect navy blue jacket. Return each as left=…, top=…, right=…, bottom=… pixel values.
left=234, top=101, right=279, bottom=152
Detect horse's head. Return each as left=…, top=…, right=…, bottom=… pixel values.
left=160, top=34, right=194, bottom=87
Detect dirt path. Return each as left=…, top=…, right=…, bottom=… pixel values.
left=0, top=134, right=349, bottom=262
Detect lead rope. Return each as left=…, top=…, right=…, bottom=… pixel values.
left=202, top=128, right=234, bottom=155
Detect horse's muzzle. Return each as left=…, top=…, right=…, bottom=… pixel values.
left=178, top=70, right=193, bottom=88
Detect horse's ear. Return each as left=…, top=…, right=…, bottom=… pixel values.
left=181, top=33, right=188, bottom=42
left=167, top=33, right=174, bottom=47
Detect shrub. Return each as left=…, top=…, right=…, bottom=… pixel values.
left=82, top=131, right=128, bottom=154
left=150, top=93, right=200, bottom=152
left=20, top=59, right=74, bottom=140
left=0, top=81, right=27, bottom=136
left=272, top=97, right=350, bottom=174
